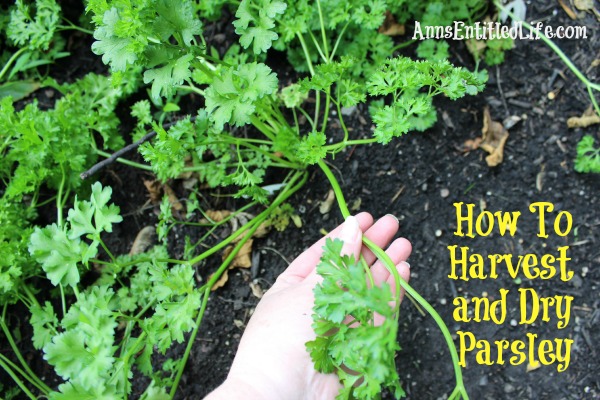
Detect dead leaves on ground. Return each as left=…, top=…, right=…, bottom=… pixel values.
left=559, top=0, right=600, bottom=20
left=379, top=11, right=405, bottom=36
left=461, top=107, right=510, bottom=167
left=211, top=240, right=254, bottom=291
left=567, top=106, right=600, bottom=128
left=130, top=226, right=157, bottom=255
left=143, top=179, right=183, bottom=213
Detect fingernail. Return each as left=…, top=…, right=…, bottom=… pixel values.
left=401, top=261, right=411, bottom=269
left=385, top=214, right=399, bottom=224
left=340, top=215, right=360, bottom=243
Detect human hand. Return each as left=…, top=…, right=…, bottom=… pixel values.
left=205, top=213, right=412, bottom=400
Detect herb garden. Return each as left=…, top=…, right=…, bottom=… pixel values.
left=0, top=0, right=598, bottom=399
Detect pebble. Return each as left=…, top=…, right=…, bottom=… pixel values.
left=435, top=229, right=442, bottom=237
left=341, top=106, right=356, bottom=116
left=421, top=183, right=428, bottom=191
left=439, top=298, right=447, bottom=305
left=440, top=188, right=450, bottom=198
left=510, top=319, right=518, bottom=327
left=478, top=375, right=488, bottom=386
left=571, top=274, right=583, bottom=289
left=504, top=384, right=516, bottom=394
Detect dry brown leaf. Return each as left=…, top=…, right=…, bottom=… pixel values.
left=378, top=11, right=405, bottom=36
left=480, top=107, right=509, bottom=167
left=252, top=222, right=271, bottom=238
left=210, top=269, right=229, bottom=291
left=249, top=281, right=264, bottom=299
left=319, top=189, right=336, bottom=214
left=460, top=137, right=482, bottom=152
left=567, top=107, right=600, bottom=128
left=129, top=226, right=156, bottom=255
left=223, top=240, right=253, bottom=269
left=574, top=0, right=594, bottom=11
left=558, top=0, right=578, bottom=19
left=163, top=184, right=183, bottom=212
left=143, top=179, right=162, bottom=203
left=202, top=210, right=232, bottom=223
left=465, top=39, right=487, bottom=59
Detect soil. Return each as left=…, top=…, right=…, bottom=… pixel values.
left=1, top=1, right=599, bottom=399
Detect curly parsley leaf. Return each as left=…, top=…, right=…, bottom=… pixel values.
left=204, top=62, right=278, bottom=129
left=67, top=182, right=123, bottom=239
left=297, top=131, right=327, bottom=165
left=307, top=238, right=405, bottom=399
left=6, top=0, right=61, bottom=51
left=575, top=135, right=600, bottom=174
left=234, top=0, right=287, bottom=54
left=29, top=224, right=91, bottom=287
left=30, top=301, right=59, bottom=350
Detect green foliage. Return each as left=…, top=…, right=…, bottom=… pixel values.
left=87, top=0, right=203, bottom=99
left=204, top=62, right=278, bottom=129
left=484, top=37, right=514, bottom=66
left=234, top=0, right=287, bottom=54
left=29, top=183, right=122, bottom=287
left=307, top=239, right=405, bottom=399
left=575, top=135, right=600, bottom=174
left=416, top=39, right=449, bottom=62
left=0, top=0, right=68, bottom=91
left=366, top=57, right=485, bottom=143
left=297, top=131, right=327, bottom=165
left=6, top=0, right=61, bottom=50
left=27, top=185, right=203, bottom=398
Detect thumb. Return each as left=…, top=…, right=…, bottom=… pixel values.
left=336, top=215, right=363, bottom=260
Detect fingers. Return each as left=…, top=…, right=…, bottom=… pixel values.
left=369, top=237, right=412, bottom=285
left=360, top=215, right=400, bottom=266
left=336, top=215, right=363, bottom=260
left=277, top=212, right=373, bottom=283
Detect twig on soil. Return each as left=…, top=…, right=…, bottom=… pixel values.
left=80, top=130, right=158, bottom=180
left=81, top=117, right=195, bottom=180
left=496, top=66, right=510, bottom=117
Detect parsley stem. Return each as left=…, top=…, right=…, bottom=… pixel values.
left=187, top=171, right=307, bottom=266
left=308, top=29, right=328, bottom=64
left=296, top=33, right=316, bottom=76
left=0, top=354, right=49, bottom=395
left=56, top=169, right=66, bottom=228
left=169, top=287, right=210, bottom=399
left=316, top=0, right=330, bottom=59
left=296, top=104, right=316, bottom=128
left=330, top=21, right=350, bottom=60
left=0, top=48, right=27, bottom=82
left=0, top=318, right=51, bottom=394
left=324, top=138, right=377, bottom=151
left=391, top=39, right=417, bottom=52
left=57, top=24, right=94, bottom=35
left=0, top=357, right=37, bottom=400
left=320, top=88, right=331, bottom=133
left=59, top=283, right=66, bottom=317
left=95, top=149, right=154, bottom=171
left=178, top=84, right=205, bottom=96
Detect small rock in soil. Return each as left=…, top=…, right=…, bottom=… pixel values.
left=504, top=383, right=516, bottom=394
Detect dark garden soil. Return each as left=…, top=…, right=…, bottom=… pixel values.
left=2, top=0, right=599, bottom=399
